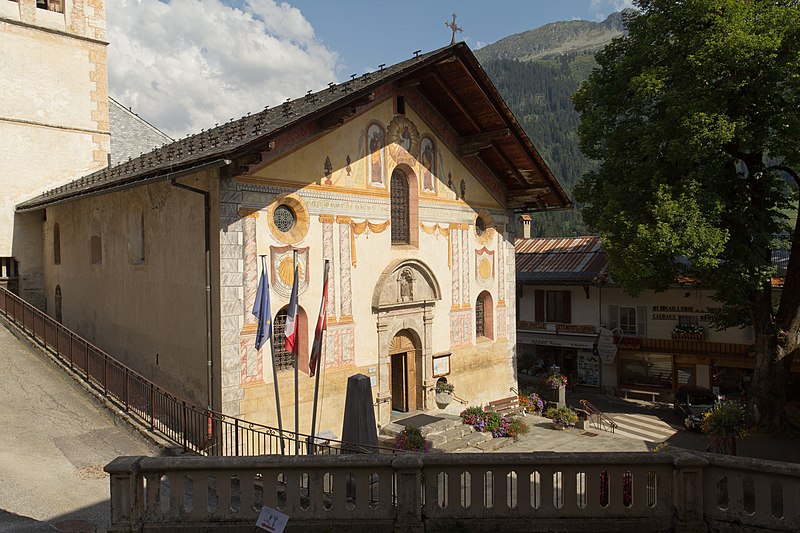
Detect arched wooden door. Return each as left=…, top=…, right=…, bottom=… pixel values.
left=389, top=331, right=418, bottom=412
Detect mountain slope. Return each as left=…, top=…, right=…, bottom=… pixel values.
left=476, top=11, right=632, bottom=237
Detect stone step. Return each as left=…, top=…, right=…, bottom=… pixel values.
left=474, top=436, right=513, bottom=452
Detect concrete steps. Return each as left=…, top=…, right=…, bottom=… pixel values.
left=380, top=413, right=515, bottom=453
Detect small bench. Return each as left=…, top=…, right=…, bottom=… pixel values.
left=486, top=396, right=522, bottom=416
left=620, top=388, right=659, bottom=402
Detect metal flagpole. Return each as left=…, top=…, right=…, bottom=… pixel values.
left=310, top=259, right=329, bottom=454
left=262, top=255, right=285, bottom=455
left=293, top=250, right=299, bottom=455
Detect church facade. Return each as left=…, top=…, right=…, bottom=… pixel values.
left=16, top=44, right=570, bottom=437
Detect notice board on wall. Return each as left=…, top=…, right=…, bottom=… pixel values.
left=577, top=351, right=600, bottom=387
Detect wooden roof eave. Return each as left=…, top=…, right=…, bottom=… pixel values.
left=449, top=44, right=572, bottom=209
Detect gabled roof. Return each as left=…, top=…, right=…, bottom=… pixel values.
left=17, top=43, right=570, bottom=212
left=108, top=96, right=173, bottom=165
left=516, top=236, right=608, bottom=284
left=517, top=237, right=788, bottom=287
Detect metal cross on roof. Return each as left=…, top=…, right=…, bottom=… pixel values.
left=446, top=13, right=462, bottom=45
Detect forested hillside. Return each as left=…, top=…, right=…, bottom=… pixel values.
left=476, top=11, right=630, bottom=237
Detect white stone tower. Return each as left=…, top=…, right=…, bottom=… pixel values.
left=0, top=0, right=109, bottom=303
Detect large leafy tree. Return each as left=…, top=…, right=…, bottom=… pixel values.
left=573, top=0, right=800, bottom=433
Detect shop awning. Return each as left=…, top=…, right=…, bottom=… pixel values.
left=517, top=332, right=596, bottom=349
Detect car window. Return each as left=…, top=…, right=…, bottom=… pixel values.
left=688, top=394, right=716, bottom=407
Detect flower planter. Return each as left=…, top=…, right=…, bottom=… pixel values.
left=546, top=386, right=566, bottom=408
left=435, top=392, right=453, bottom=407
left=672, top=332, right=703, bottom=341
left=551, top=422, right=567, bottom=430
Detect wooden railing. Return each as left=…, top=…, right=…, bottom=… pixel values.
left=105, top=450, right=800, bottom=531
left=0, top=285, right=395, bottom=457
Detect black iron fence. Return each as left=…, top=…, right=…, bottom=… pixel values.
left=0, top=286, right=394, bottom=457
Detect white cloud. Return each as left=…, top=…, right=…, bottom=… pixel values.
left=106, top=0, right=339, bottom=138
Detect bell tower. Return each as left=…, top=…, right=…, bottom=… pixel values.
left=0, top=0, right=109, bottom=302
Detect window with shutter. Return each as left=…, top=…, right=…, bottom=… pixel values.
left=619, top=306, right=637, bottom=335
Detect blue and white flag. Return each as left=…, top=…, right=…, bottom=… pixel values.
left=252, top=262, right=272, bottom=351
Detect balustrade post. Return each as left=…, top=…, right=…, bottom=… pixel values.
left=150, top=383, right=155, bottom=431
left=103, top=354, right=108, bottom=395
left=104, top=456, right=144, bottom=531
left=392, top=454, right=424, bottom=532
left=673, top=451, right=709, bottom=532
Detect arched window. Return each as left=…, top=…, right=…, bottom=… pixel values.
left=55, top=285, right=62, bottom=323
left=53, top=223, right=61, bottom=265
left=90, top=235, right=102, bottom=265
left=130, top=206, right=145, bottom=264
left=391, top=169, right=410, bottom=244
left=272, top=305, right=309, bottom=372
left=475, top=291, right=494, bottom=340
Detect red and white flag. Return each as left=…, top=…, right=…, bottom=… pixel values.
left=284, top=259, right=299, bottom=356
left=309, top=262, right=329, bottom=377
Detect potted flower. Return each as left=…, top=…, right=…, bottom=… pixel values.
left=519, top=391, right=544, bottom=415
left=394, top=426, right=429, bottom=452
left=435, top=379, right=455, bottom=407
left=700, top=400, right=747, bottom=455
left=545, top=371, right=568, bottom=407
left=545, top=372, right=568, bottom=389
left=544, top=406, right=578, bottom=430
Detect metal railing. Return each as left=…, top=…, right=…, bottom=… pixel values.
left=580, top=399, right=618, bottom=434
left=0, top=286, right=395, bottom=457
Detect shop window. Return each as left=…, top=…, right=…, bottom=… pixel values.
left=272, top=305, right=308, bottom=373
left=53, top=223, right=61, bottom=265
left=475, top=291, right=494, bottom=340
left=534, top=290, right=571, bottom=323
left=608, top=305, right=647, bottom=337
left=619, top=354, right=672, bottom=387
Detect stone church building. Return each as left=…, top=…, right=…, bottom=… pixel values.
left=5, top=1, right=570, bottom=437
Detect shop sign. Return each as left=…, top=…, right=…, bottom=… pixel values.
left=557, top=324, right=597, bottom=334
left=597, top=327, right=617, bottom=363
left=517, top=320, right=553, bottom=331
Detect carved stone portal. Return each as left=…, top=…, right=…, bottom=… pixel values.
left=373, top=259, right=441, bottom=424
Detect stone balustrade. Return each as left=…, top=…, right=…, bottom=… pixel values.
left=105, top=451, right=800, bottom=532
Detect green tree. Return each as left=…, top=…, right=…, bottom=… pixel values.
left=573, top=0, right=800, bottom=433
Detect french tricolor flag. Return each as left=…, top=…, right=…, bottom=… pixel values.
left=284, top=258, right=299, bottom=356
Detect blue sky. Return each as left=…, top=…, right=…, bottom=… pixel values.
left=108, top=0, right=633, bottom=137
left=288, top=0, right=633, bottom=74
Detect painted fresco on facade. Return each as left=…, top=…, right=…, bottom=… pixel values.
left=367, top=122, right=386, bottom=187
left=420, top=136, right=436, bottom=193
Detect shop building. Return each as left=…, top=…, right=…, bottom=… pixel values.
left=516, top=234, right=793, bottom=401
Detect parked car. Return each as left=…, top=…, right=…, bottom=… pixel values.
left=674, top=386, right=718, bottom=430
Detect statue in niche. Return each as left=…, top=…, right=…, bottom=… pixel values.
left=398, top=268, right=415, bottom=302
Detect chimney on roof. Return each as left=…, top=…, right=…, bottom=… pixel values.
left=519, top=214, right=532, bottom=239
